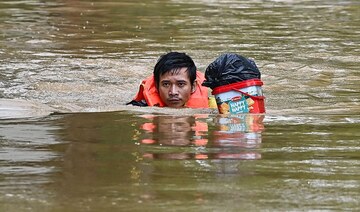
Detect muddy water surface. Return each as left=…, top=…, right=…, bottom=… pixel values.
left=0, top=0, right=359, bottom=211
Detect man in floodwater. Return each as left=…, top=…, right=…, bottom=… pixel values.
left=127, top=52, right=209, bottom=108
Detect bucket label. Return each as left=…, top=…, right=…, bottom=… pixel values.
left=214, top=84, right=264, bottom=114
left=228, top=96, right=249, bottom=114
left=216, top=95, right=250, bottom=114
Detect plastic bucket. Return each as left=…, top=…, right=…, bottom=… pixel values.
left=212, top=79, right=265, bottom=114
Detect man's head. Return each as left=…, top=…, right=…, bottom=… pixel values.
left=153, top=52, right=197, bottom=108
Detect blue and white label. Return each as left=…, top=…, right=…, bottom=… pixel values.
left=228, top=96, right=249, bottom=114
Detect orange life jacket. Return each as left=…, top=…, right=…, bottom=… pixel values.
left=132, top=71, right=209, bottom=108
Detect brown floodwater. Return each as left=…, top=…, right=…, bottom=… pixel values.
left=0, top=0, right=359, bottom=211
left=1, top=112, right=359, bottom=211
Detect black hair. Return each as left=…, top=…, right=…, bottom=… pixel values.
left=153, top=52, right=197, bottom=88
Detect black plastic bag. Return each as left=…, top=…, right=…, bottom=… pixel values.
left=202, top=53, right=261, bottom=89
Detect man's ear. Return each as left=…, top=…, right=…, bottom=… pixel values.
left=155, top=81, right=159, bottom=92
left=191, top=80, right=197, bottom=94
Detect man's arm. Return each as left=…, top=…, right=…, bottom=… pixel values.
left=126, top=99, right=148, bottom=107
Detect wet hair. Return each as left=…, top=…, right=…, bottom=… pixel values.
left=153, top=52, right=197, bottom=88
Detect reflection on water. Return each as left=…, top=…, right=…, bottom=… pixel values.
left=0, top=112, right=360, bottom=211
left=139, top=114, right=264, bottom=160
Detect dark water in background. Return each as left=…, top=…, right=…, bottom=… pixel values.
left=0, top=0, right=359, bottom=211
left=0, top=0, right=359, bottom=113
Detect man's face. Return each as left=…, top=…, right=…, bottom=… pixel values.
left=158, top=67, right=195, bottom=108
